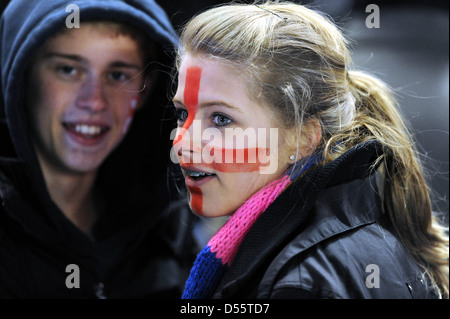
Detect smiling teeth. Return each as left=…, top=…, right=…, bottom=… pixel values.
left=75, top=125, right=102, bottom=135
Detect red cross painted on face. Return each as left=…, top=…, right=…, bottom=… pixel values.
left=174, top=65, right=276, bottom=216
left=173, top=66, right=202, bottom=145
left=176, top=66, right=204, bottom=214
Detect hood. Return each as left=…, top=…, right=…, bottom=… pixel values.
left=1, top=0, right=178, bottom=160
left=0, top=0, right=180, bottom=242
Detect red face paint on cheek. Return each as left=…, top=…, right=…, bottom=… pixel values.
left=181, top=147, right=270, bottom=173
left=212, top=147, right=270, bottom=172
left=129, top=98, right=137, bottom=117
left=123, top=98, right=138, bottom=134
left=173, top=66, right=202, bottom=145
left=187, top=186, right=203, bottom=215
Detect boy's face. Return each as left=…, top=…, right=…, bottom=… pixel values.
left=27, top=23, right=145, bottom=174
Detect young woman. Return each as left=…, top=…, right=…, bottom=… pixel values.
left=172, top=1, right=449, bottom=299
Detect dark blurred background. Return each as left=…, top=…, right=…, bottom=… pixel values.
left=1, top=0, right=448, bottom=225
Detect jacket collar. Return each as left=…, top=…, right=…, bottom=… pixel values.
left=214, top=140, right=384, bottom=298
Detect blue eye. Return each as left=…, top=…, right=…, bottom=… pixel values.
left=176, top=108, right=188, bottom=123
left=212, top=113, right=232, bottom=126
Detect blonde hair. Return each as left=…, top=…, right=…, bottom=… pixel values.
left=177, top=1, right=449, bottom=297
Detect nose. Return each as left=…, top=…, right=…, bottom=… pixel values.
left=173, top=121, right=203, bottom=163
left=75, top=76, right=108, bottom=112
left=173, top=126, right=193, bottom=160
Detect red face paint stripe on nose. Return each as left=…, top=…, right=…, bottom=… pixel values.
left=173, top=66, right=202, bottom=145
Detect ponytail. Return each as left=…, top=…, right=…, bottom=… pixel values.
left=337, top=70, right=449, bottom=298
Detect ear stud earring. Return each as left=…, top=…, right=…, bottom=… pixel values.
left=289, top=155, right=296, bottom=161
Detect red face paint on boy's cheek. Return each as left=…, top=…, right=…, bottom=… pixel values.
left=129, top=98, right=137, bottom=116
left=123, top=98, right=138, bottom=134
left=173, top=66, right=202, bottom=145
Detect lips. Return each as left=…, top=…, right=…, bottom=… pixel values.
left=181, top=164, right=217, bottom=187
left=63, top=122, right=110, bottom=145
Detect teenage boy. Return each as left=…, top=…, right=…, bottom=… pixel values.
left=0, top=0, right=195, bottom=298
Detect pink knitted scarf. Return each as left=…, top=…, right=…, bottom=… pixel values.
left=209, top=175, right=291, bottom=265
left=182, top=174, right=292, bottom=298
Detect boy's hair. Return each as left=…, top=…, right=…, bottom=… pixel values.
left=53, top=20, right=158, bottom=77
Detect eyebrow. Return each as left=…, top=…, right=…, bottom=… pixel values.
left=173, top=99, right=241, bottom=112
left=43, top=52, right=142, bottom=70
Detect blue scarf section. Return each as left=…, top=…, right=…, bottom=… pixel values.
left=182, top=246, right=228, bottom=299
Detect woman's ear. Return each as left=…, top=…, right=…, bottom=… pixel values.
left=299, top=118, right=322, bottom=158
left=285, top=118, right=321, bottom=163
